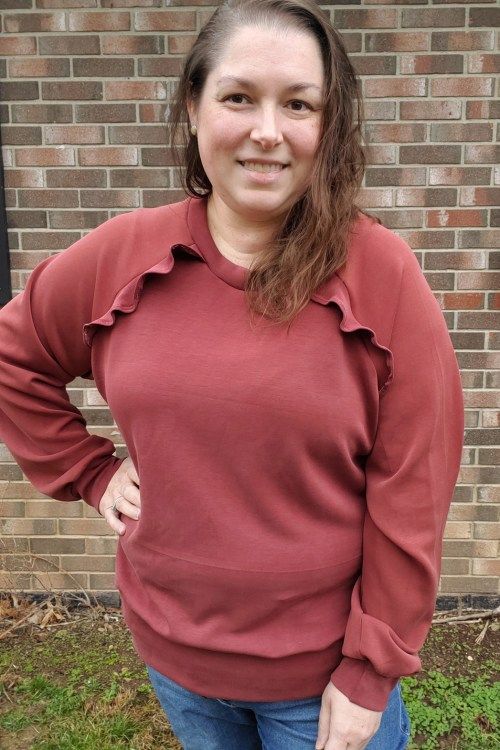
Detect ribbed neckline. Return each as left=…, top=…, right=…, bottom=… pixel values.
left=186, top=195, right=249, bottom=291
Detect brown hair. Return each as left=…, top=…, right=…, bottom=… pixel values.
left=169, top=0, right=379, bottom=329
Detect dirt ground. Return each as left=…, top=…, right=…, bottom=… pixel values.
left=0, top=596, right=498, bottom=749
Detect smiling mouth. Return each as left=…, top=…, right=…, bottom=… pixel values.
left=238, top=161, right=288, bottom=173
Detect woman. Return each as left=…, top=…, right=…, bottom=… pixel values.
left=0, top=1, right=464, bottom=749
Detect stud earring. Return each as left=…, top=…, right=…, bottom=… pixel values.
left=190, top=125, right=197, bottom=136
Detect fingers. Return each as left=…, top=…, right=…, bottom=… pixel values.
left=103, top=502, right=127, bottom=536
left=315, top=695, right=331, bottom=749
left=123, top=456, right=140, bottom=486
left=103, top=485, right=141, bottom=535
left=117, top=482, right=141, bottom=515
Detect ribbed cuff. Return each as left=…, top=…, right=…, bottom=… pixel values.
left=330, top=656, right=399, bottom=711
left=72, top=454, right=125, bottom=513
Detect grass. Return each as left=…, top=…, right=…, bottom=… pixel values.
left=402, top=668, right=499, bottom=750
left=0, top=601, right=498, bottom=749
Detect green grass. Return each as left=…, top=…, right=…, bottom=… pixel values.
left=402, top=665, right=499, bottom=750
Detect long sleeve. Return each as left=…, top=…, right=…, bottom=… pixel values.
left=0, top=221, right=125, bottom=513
left=330, top=248, right=465, bottom=711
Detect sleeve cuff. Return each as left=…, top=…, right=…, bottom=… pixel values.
left=330, top=656, right=400, bottom=712
left=72, top=455, right=125, bottom=513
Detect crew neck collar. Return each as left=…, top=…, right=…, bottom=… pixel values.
left=183, top=193, right=357, bottom=304
left=186, top=195, right=249, bottom=291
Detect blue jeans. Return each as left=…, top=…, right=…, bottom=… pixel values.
left=146, top=664, right=412, bottom=750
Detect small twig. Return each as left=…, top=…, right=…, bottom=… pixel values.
left=0, top=605, right=39, bottom=641
left=474, top=618, right=492, bottom=644
left=432, top=605, right=500, bottom=624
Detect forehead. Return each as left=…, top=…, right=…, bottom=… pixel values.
left=208, top=25, right=324, bottom=87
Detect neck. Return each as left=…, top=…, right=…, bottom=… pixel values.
left=206, top=194, right=282, bottom=262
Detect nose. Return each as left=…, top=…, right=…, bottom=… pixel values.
left=249, top=104, right=284, bottom=149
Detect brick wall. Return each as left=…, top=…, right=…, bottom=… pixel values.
left=0, top=0, right=498, bottom=604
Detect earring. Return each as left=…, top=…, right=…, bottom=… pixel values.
left=190, top=125, right=197, bottom=136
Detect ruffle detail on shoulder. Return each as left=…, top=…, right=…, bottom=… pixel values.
left=82, top=253, right=176, bottom=348
left=311, top=275, right=394, bottom=396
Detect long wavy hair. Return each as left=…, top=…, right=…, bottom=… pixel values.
left=168, top=0, right=379, bottom=328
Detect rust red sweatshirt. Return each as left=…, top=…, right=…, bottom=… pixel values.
left=0, top=195, right=464, bottom=711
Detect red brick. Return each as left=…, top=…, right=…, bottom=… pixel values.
left=400, top=100, right=461, bottom=120
left=468, top=53, right=500, bottom=74
left=431, top=31, right=494, bottom=52
left=0, top=36, right=37, bottom=56
left=18, top=189, right=79, bottom=208
left=400, top=54, right=463, bottom=76
left=41, top=81, right=102, bottom=101
left=39, top=35, right=100, bottom=56
left=439, top=576, right=498, bottom=594
left=429, top=167, right=491, bottom=186
left=0, top=501, right=25, bottom=518
left=62, top=555, right=115, bottom=572
left=15, top=147, right=76, bottom=166
left=365, top=32, right=428, bottom=53
left=104, top=81, right=167, bottom=101
left=135, top=11, right=196, bottom=31
left=75, top=103, right=136, bottom=123
left=482, top=411, right=499, bottom=428
left=463, top=391, right=497, bottom=411
left=137, top=58, right=184, bottom=77
left=469, top=7, right=500, bottom=28
left=395, top=188, right=457, bottom=208
left=334, top=9, right=397, bottom=30
left=4, top=169, right=44, bottom=188
left=32, top=571, right=88, bottom=590
left=458, top=230, right=500, bottom=249
left=426, top=209, right=486, bottom=228
left=364, top=77, right=426, bottom=98
left=444, top=521, right=472, bottom=539
left=460, top=187, right=500, bottom=207
left=73, top=58, right=134, bottom=78
left=9, top=58, right=70, bottom=77
left=431, top=77, right=494, bottom=97
left=441, top=558, right=470, bottom=576
left=465, top=145, right=500, bottom=164
left=430, top=123, right=493, bottom=143
left=443, top=292, right=486, bottom=310
left=471, top=559, right=500, bottom=577
left=406, top=7, right=466, bottom=26
left=4, top=13, right=65, bottom=33
left=101, top=35, right=164, bottom=55
left=88, top=573, right=117, bottom=590
left=466, top=100, right=500, bottom=120
left=1, top=81, right=39, bottom=101
left=68, top=11, right=130, bottom=32
left=80, top=190, right=139, bottom=208
left=46, top=169, right=107, bottom=188
left=12, top=104, right=72, bottom=123
left=168, top=34, right=196, bottom=55
left=45, top=125, right=105, bottom=144
left=79, top=146, right=138, bottom=166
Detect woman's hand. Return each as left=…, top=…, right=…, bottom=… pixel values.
left=98, top=456, right=141, bottom=535
left=315, top=682, right=382, bottom=750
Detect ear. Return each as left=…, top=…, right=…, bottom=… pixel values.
left=186, top=97, right=197, bottom=128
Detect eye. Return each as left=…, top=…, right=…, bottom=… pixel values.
left=222, top=93, right=249, bottom=104
left=288, top=100, right=313, bottom=112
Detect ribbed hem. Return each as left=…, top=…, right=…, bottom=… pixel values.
left=330, top=655, right=399, bottom=711
left=121, top=598, right=344, bottom=702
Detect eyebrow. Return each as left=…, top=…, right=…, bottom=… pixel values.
left=215, top=75, right=322, bottom=94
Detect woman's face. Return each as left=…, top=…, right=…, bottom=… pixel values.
left=187, top=24, right=325, bottom=225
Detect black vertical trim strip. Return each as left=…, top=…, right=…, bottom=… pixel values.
left=0, top=123, right=12, bottom=305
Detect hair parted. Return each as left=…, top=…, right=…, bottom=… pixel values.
left=168, top=0, right=380, bottom=329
